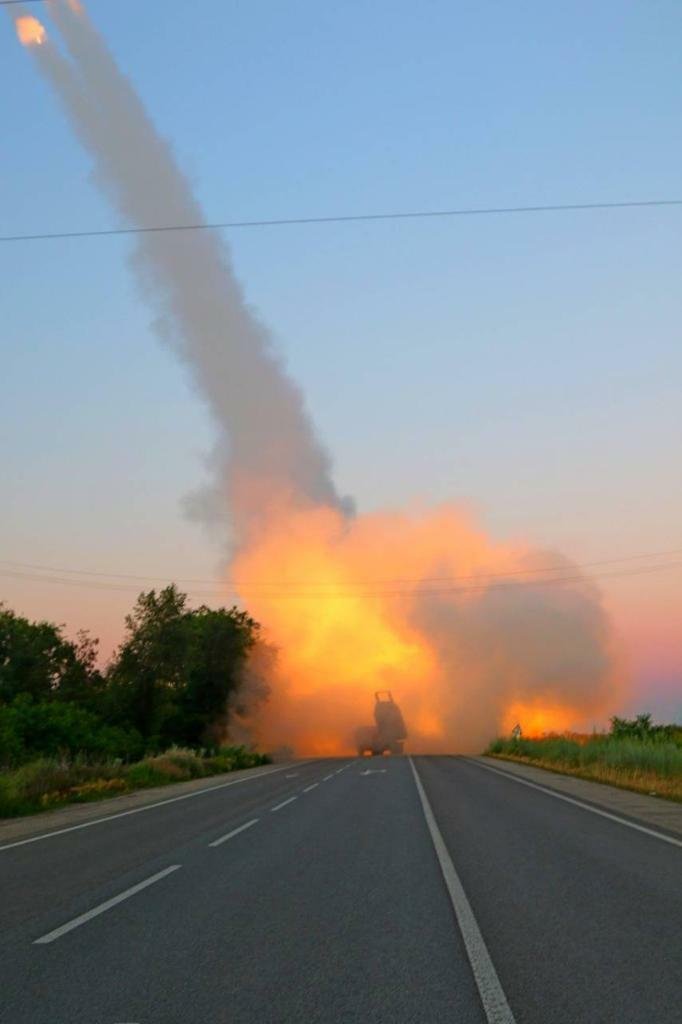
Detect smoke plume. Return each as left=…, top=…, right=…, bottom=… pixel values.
left=15, top=1, right=342, bottom=541
left=14, top=3, right=620, bottom=752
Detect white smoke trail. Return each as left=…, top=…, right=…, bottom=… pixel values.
left=24, top=1, right=344, bottom=545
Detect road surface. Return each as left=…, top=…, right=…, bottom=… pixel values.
left=0, top=756, right=679, bottom=1023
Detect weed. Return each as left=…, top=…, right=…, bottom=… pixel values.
left=486, top=729, right=682, bottom=801
left=0, top=744, right=271, bottom=819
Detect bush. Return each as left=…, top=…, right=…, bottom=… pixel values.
left=0, top=772, right=25, bottom=817
left=610, top=714, right=682, bottom=744
left=125, top=747, right=211, bottom=788
left=217, top=745, right=271, bottom=769
left=70, top=778, right=128, bottom=801
left=487, top=733, right=682, bottom=778
left=162, top=746, right=208, bottom=778
left=11, top=758, right=74, bottom=802
left=485, top=722, right=682, bottom=800
left=0, top=743, right=271, bottom=819
left=0, top=696, right=143, bottom=770
left=125, top=759, right=178, bottom=788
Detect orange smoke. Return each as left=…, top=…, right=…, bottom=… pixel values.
left=502, top=702, right=580, bottom=738
left=15, top=16, right=47, bottom=47
left=232, top=499, right=619, bottom=755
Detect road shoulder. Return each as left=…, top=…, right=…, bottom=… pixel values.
left=469, top=756, right=682, bottom=838
left=0, top=763, right=292, bottom=846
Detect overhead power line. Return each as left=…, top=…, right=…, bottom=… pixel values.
left=1, top=199, right=681, bottom=245
left=1, top=557, right=680, bottom=599
left=2, top=547, right=682, bottom=589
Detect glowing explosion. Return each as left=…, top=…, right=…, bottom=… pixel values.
left=14, top=1, right=621, bottom=754
left=233, top=499, right=618, bottom=755
left=15, top=16, right=47, bottom=47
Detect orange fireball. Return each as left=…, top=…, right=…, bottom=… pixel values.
left=15, top=16, right=47, bottom=48
left=231, top=496, right=618, bottom=755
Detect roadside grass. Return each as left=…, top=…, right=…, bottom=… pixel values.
left=0, top=745, right=271, bottom=819
left=486, top=734, right=682, bottom=802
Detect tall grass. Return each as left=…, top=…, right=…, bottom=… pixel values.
left=486, top=733, right=682, bottom=801
left=0, top=745, right=270, bottom=819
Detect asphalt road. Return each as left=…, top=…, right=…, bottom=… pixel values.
left=0, top=756, right=679, bottom=1024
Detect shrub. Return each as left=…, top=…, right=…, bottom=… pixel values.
left=124, top=748, right=209, bottom=788
left=125, top=759, right=178, bottom=788
left=11, top=758, right=74, bottom=802
left=69, top=778, right=128, bottom=801
left=216, top=745, right=271, bottom=769
left=487, top=733, right=682, bottom=778
left=485, top=722, right=682, bottom=801
left=0, top=743, right=271, bottom=818
left=0, top=696, right=143, bottom=770
left=162, top=746, right=207, bottom=778
left=0, top=774, right=20, bottom=817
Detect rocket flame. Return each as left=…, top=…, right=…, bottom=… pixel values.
left=15, top=16, right=47, bottom=48
left=233, top=498, right=617, bottom=754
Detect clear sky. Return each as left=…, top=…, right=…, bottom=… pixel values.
left=2, top=0, right=681, bottom=719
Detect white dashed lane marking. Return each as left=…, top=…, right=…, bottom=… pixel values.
left=209, top=819, right=259, bottom=848
left=34, top=865, right=182, bottom=945
left=271, top=796, right=297, bottom=812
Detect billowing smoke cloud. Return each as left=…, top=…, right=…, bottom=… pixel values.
left=14, top=3, right=621, bottom=752
left=231, top=502, right=619, bottom=753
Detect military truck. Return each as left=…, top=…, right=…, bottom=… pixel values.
left=355, top=691, right=407, bottom=756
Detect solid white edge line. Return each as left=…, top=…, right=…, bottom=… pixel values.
left=0, top=764, right=300, bottom=853
left=270, top=796, right=297, bottom=812
left=34, top=865, right=182, bottom=944
left=466, top=759, right=682, bottom=850
left=209, top=818, right=259, bottom=848
left=409, top=757, right=516, bottom=1024
left=303, top=783, right=319, bottom=793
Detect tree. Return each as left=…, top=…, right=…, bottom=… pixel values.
left=106, top=586, right=260, bottom=748
left=0, top=604, right=102, bottom=706
left=610, top=713, right=653, bottom=739
left=106, top=586, right=189, bottom=744
left=0, top=695, right=143, bottom=769
left=0, top=589, right=263, bottom=759
left=172, top=605, right=259, bottom=747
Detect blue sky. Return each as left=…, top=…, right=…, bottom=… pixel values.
left=2, top=0, right=681, bottom=714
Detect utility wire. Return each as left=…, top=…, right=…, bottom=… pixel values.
left=2, top=559, right=681, bottom=599
left=1, top=547, right=681, bottom=589
left=2, top=199, right=681, bottom=245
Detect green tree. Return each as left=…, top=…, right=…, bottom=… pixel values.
left=0, top=604, right=102, bottom=706
left=172, top=605, right=259, bottom=747
left=107, top=586, right=189, bottom=744
left=610, top=713, right=653, bottom=739
left=106, top=586, right=260, bottom=748
left=0, top=589, right=263, bottom=761
left=0, top=695, right=143, bottom=769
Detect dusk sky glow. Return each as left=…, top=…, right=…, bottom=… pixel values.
left=2, top=0, right=680, bottom=724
